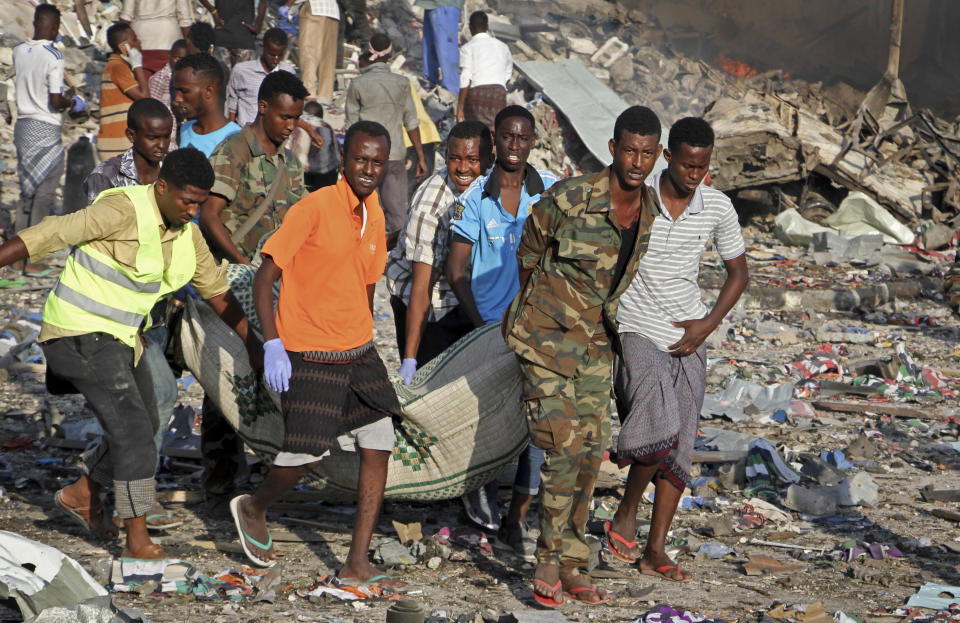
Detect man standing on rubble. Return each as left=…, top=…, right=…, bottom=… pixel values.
left=447, top=105, right=558, bottom=560
left=386, top=120, right=492, bottom=384
left=11, top=4, right=84, bottom=276
left=230, top=122, right=403, bottom=587
left=416, top=0, right=462, bottom=95
left=502, top=106, right=662, bottom=605
left=0, top=147, right=260, bottom=558
left=457, top=11, right=512, bottom=130
left=196, top=70, right=308, bottom=516
left=82, top=98, right=184, bottom=532
left=345, top=34, right=428, bottom=244
left=97, top=23, right=150, bottom=161
left=605, top=117, right=747, bottom=583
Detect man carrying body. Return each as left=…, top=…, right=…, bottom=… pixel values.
left=231, top=122, right=402, bottom=588
left=0, top=147, right=259, bottom=558
left=97, top=23, right=150, bottom=160
left=386, top=120, right=492, bottom=384
left=605, top=117, right=748, bottom=583
left=83, top=97, right=183, bottom=531
left=447, top=105, right=558, bottom=558
left=199, top=0, right=267, bottom=71
left=11, top=4, right=82, bottom=275
left=456, top=11, right=512, bottom=130
left=227, top=28, right=296, bottom=127
left=503, top=106, right=663, bottom=605
left=197, top=70, right=308, bottom=513
left=344, top=34, right=427, bottom=243
left=173, top=53, right=241, bottom=157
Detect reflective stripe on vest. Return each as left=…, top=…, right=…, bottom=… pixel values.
left=42, top=184, right=197, bottom=347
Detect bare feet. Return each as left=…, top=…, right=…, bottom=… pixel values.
left=638, top=550, right=692, bottom=582
left=533, top=562, right=563, bottom=605
left=124, top=516, right=167, bottom=559
left=233, top=495, right=275, bottom=565
left=56, top=481, right=119, bottom=540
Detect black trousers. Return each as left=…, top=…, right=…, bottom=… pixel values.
left=42, top=333, right=159, bottom=518
left=390, top=296, right=475, bottom=365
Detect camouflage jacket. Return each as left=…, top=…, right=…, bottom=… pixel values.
left=502, top=169, right=659, bottom=377
left=207, top=125, right=305, bottom=261
left=947, top=259, right=960, bottom=315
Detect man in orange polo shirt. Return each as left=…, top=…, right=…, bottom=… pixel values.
left=229, top=120, right=403, bottom=585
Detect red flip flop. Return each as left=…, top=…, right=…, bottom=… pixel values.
left=603, top=520, right=639, bottom=563
left=533, top=578, right=564, bottom=608
left=564, top=584, right=609, bottom=605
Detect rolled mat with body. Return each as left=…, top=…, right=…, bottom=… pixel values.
left=179, top=264, right=528, bottom=501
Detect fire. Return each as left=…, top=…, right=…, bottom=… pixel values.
left=716, top=53, right=756, bottom=79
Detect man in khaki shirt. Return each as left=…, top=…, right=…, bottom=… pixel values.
left=0, top=147, right=260, bottom=559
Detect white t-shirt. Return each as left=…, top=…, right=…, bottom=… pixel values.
left=13, top=39, right=64, bottom=126
left=459, top=32, right=513, bottom=89
left=617, top=170, right=746, bottom=351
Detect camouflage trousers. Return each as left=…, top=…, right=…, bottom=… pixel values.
left=519, top=341, right=613, bottom=571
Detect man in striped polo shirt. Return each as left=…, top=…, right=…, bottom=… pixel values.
left=605, top=117, right=748, bottom=582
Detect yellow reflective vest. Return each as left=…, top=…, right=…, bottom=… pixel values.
left=43, top=184, right=196, bottom=348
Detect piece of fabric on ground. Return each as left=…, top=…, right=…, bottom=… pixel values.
left=179, top=264, right=528, bottom=501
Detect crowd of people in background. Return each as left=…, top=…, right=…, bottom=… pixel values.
left=7, top=1, right=749, bottom=606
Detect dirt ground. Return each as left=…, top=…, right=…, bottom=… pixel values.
left=1, top=230, right=959, bottom=622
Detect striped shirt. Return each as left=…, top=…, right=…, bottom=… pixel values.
left=617, top=170, right=745, bottom=351
left=384, top=170, right=462, bottom=320
left=96, top=54, right=138, bottom=160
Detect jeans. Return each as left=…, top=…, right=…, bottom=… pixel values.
left=514, top=441, right=545, bottom=496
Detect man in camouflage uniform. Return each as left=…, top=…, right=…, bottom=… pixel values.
left=502, top=106, right=663, bottom=605
left=197, top=70, right=308, bottom=514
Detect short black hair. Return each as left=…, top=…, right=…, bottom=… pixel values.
left=303, top=101, right=324, bottom=118
left=106, top=22, right=132, bottom=53
left=370, top=33, right=391, bottom=52
left=613, top=106, right=661, bottom=143
left=127, top=98, right=173, bottom=131
left=170, top=38, right=188, bottom=53
left=667, top=117, right=715, bottom=152
left=175, top=53, right=223, bottom=88
left=469, top=11, right=488, bottom=31
left=344, top=120, right=391, bottom=157
left=187, top=21, right=215, bottom=52
left=263, top=27, right=288, bottom=48
left=494, top=105, right=535, bottom=133
left=449, top=120, right=492, bottom=158
left=34, top=3, right=60, bottom=24
left=159, top=147, right=214, bottom=190
left=258, top=70, right=307, bottom=103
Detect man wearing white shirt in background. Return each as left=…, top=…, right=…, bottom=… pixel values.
left=456, top=11, right=512, bottom=130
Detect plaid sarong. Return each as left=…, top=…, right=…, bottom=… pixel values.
left=462, top=84, right=507, bottom=128
left=14, top=118, right=64, bottom=199
left=613, top=333, right=707, bottom=489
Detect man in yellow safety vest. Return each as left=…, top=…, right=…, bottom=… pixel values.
left=0, top=147, right=260, bottom=559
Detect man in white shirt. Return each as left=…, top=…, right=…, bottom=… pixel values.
left=11, top=4, right=82, bottom=275
left=286, top=0, right=339, bottom=104
left=457, top=11, right=512, bottom=129
left=227, top=28, right=297, bottom=126
left=605, top=117, right=748, bottom=583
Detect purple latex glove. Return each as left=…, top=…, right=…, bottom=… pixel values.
left=70, top=95, right=87, bottom=113
left=398, top=357, right=417, bottom=385
left=263, top=338, right=291, bottom=393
